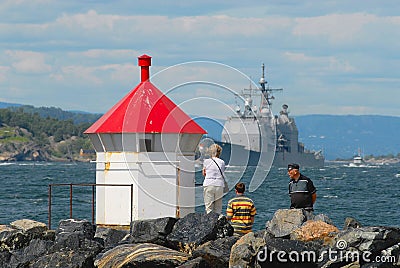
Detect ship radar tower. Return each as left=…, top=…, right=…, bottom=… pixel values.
left=259, top=63, right=283, bottom=108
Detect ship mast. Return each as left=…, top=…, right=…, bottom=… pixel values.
left=259, top=63, right=283, bottom=109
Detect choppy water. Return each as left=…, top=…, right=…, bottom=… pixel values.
left=1, top=161, right=399, bottom=230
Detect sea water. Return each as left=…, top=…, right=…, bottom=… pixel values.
left=0, top=161, right=399, bottom=230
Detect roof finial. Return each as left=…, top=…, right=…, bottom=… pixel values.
left=138, top=54, right=152, bottom=82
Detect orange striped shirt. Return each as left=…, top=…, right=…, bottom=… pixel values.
left=226, top=195, right=256, bottom=236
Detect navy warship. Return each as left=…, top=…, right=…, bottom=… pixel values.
left=215, top=64, right=324, bottom=168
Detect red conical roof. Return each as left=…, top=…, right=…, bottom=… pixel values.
left=84, top=81, right=206, bottom=134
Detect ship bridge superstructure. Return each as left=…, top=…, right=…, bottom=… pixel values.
left=217, top=62, right=324, bottom=167
left=221, top=64, right=280, bottom=153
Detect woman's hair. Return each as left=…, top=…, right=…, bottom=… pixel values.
left=209, top=144, right=222, bottom=157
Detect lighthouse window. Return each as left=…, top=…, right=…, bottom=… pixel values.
left=139, top=139, right=152, bottom=152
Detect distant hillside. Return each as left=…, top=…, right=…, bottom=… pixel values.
left=0, top=102, right=22, bottom=109
left=8, top=105, right=102, bottom=124
left=295, top=115, right=400, bottom=160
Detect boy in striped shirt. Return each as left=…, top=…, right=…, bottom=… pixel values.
left=226, top=183, right=257, bottom=236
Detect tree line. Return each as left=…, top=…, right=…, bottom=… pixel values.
left=0, top=108, right=92, bottom=143
left=7, top=105, right=101, bottom=124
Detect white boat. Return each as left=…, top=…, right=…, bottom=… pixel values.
left=349, top=148, right=365, bottom=167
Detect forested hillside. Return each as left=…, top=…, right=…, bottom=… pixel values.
left=0, top=108, right=94, bottom=161
left=7, top=105, right=101, bottom=124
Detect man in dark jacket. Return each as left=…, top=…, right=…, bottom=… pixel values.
left=287, top=163, right=317, bottom=219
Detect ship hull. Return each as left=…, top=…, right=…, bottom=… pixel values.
left=216, top=141, right=324, bottom=168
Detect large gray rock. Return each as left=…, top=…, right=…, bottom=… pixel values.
left=318, top=226, right=400, bottom=267
left=192, top=236, right=238, bottom=268
left=57, top=219, right=95, bottom=240
left=31, top=248, right=100, bottom=268
left=94, top=243, right=190, bottom=268
left=0, top=251, right=11, bottom=267
left=0, top=220, right=56, bottom=268
left=343, top=217, right=362, bottom=230
left=229, top=232, right=266, bottom=268
left=52, top=219, right=102, bottom=253
left=28, top=218, right=104, bottom=268
left=313, top=214, right=334, bottom=226
left=266, top=209, right=306, bottom=238
left=128, top=217, right=177, bottom=246
left=0, top=226, right=30, bottom=251
left=8, top=239, right=53, bottom=268
left=30, top=235, right=102, bottom=268
left=381, top=242, right=400, bottom=265
left=10, top=219, right=48, bottom=236
left=0, top=220, right=103, bottom=268
left=166, top=212, right=233, bottom=254
left=50, top=231, right=103, bottom=253
left=176, top=256, right=211, bottom=268
left=258, top=238, right=321, bottom=268
left=94, top=227, right=129, bottom=248
left=332, top=226, right=400, bottom=253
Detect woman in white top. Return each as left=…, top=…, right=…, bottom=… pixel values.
left=202, top=144, right=226, bottom=214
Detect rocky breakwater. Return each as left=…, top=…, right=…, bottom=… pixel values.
left=0, top=210, right=399, bottom=268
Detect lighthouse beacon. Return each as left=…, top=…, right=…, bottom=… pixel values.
left=85, top=55, right=206, bottom=226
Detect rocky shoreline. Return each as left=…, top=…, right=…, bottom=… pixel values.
left=1, top=210, right=399, bottom=268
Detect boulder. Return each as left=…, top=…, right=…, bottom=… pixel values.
left=319, top=260, right=360, bottom=268
left=315, top=226, right=400, bottom=267
left=266, top=209, right=305, bottom=238
left=32, top=239, right=102, bottom=267
left=176, top=256, right=211, bottom=268
left=94, top=227, right=129, bottom=248
left=381, top=242, right=400, bottom=264
left=313, top=214, right=334, bottom=226
left=50, top=231, right=103, bottom=253
left=31, top=248, right=100, bottom=268
left=57, top=219, right=95, bottom=240
left=192, top=236, right=238, bottom=268
left=229, top=232, right=266, bottom=268
left=0, top=251, right=11, bottom=267
left=10, top=219, right=48, bottom=235
left=8, top=238, right=53, bottom=268
left=343, top=217, right=362, bottom=230
left=94, top=243, right=190, bottom=268
left=331, top=226, right=400, bottom=254
left=0, top=220, right=55, bottom=268
left=257, top=238, right=321, bottom=268
left=166, top=212, right=233, bottom=254
left=290, top=220, right=339, bottom=242
left=127, top=217, right=177, bottom=246
left=0, top=225, right=30, bottom=251
left=29, top=218, right=104, bottom=268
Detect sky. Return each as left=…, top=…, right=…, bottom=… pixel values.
left=1, top=0, right=399, bottom=119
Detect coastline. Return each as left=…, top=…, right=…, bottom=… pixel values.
left=327, top=158, right=400, bottom=165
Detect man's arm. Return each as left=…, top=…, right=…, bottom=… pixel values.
left=307, top=177, right=317, bottom=205
left=311, top=192, right=317, bottom=204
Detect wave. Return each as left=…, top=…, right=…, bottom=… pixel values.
left=18, top=163, right=53, bottom=166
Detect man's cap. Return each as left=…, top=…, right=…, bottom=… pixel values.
left=288, top=163, right=300, bottom=170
